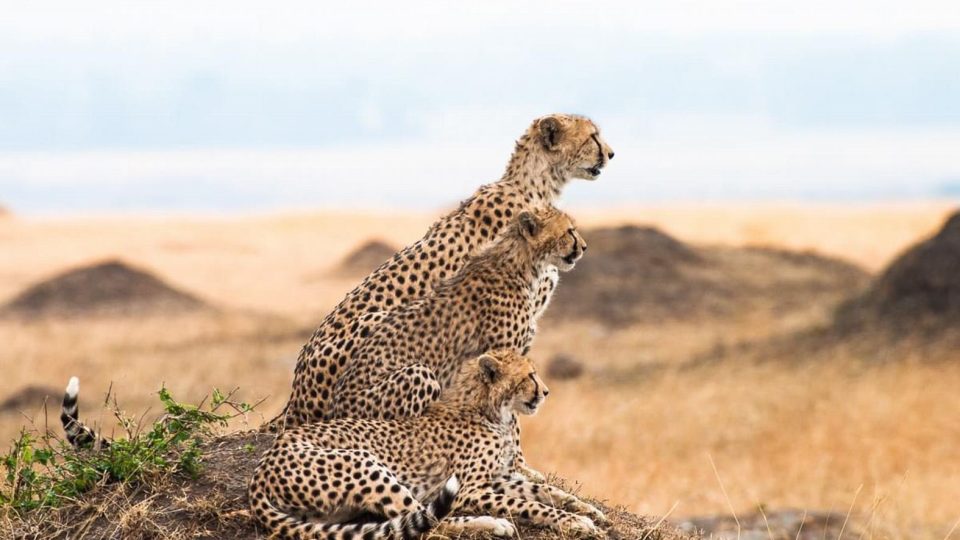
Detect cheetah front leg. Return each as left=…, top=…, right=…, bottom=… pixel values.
left=332, top=364, right=442, bottom=420
left=508, top=416, right=546, bottom=483
left=456, top=484, right=600, bottom=538
left=522, top=264, right=559, bottom=353
left=489, top=476, right=607, bottom=525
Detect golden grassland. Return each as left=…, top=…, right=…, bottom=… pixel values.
left=1, top=201, right=958, bottom=539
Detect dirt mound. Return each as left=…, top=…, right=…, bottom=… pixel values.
left=0, top=385, right=60, bottom=414
left=837, top=210, right=960, bottom=331
left=1, top=260, right=208, bottom=318
left=548, top=226, right=869, bottom=326
left=7, top=431, right=695, bottom=540
left=330, top=239, right=398, bottom=278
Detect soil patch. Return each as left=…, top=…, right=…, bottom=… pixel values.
left=677, top=508, right=863, bottom=540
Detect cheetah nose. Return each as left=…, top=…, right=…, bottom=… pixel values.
left=607, top=151, right=615, bottom=160
left=542, top=388, right=550, bottom=397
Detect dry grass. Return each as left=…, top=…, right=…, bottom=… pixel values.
left=1, top=202, right=958, bottom=539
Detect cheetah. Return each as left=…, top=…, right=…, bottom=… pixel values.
left=271, top=114, right=613, bottom=431
left=324, top=206, right=584, bottom=485
left=249, top=349, right=606, bottom=539
left=324, top=205, right=584, bottom=422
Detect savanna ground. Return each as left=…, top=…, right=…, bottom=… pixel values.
left=1, top=202, right=958, bottom=539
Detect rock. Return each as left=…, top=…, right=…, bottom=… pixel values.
left=678, top=507, right=863, bottom=540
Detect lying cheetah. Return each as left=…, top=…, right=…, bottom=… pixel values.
left=326, top=206, right=585, bottom=422
left=249, top=349, right=606, bottom=539
left=272, top=114, right=613, bottom=430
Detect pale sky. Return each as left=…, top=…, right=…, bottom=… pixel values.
left=2, top=1, right=960, bottom=213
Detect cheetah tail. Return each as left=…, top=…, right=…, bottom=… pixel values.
left=259, top=405, right=288, bottom=434
left=358, top=474, right=459, bottom=540
left=426, top=474, right=459, bottom=522
left=60, top=377, right=109, bottom=449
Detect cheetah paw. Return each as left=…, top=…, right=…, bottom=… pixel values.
left=518, top=465, right=546, bottom=484
left=581, top=505, right=609, bottom=526
left=471, top=516, right=516, bottom=537
left=489, top=518, right=517, bottom=537
left=561, top=515, right=600, bottom=537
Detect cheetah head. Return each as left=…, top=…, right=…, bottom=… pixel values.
left=529, top=114, right=614, bottom=181
left=517, top=206, right=586, bottom=272
left=477, top=349, right=550, bottom=416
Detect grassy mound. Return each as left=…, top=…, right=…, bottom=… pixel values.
left=5, top=430, right=692, bottom=540
left=1, top=388, right=691, bottom=540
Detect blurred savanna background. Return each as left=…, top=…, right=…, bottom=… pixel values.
left=2, top=2, right=960, bottom=539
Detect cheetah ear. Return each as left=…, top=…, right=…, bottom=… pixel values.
left=538, top=116, right=563, bottom=150
left=517, top=211, right=541, bottom=240
left=479, top=354, right=501, bottom=383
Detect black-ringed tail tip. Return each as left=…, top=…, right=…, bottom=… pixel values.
left=61, top=375, right=104, bottom=448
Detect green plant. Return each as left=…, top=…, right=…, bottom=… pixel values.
left=0, top=386, right=254, bottom=512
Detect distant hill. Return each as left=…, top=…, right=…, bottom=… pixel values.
left=0, top=385, right=60, bottom=414
left=1, top=260, right=209, bottom=318
left=329, top=239, right=398, bottom=278
left=547, top=225, right=869, bottom=326
left=836, top=209, right=960, bottom=332
left=707, top=210, right=960, bottom=364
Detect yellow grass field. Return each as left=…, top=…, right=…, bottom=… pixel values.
left=1, top=201, right=958, bottom=539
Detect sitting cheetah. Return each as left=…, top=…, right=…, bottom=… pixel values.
left=326, top=206, right=585, bottom=422
left=272, top=113, right=614, bottom=430
left=325, top=206, right=584, bottom=485
left=249, top=349, right=606, bottom=539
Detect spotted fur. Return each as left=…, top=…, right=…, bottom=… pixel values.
left=269, top=114, right=613, bottom=432
left=325, top=206, right=585, bottom=422
left=249, top=350, right=606, bottom=539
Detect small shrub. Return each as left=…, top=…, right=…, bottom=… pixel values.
left=0, top=386, right=253, bottom=513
